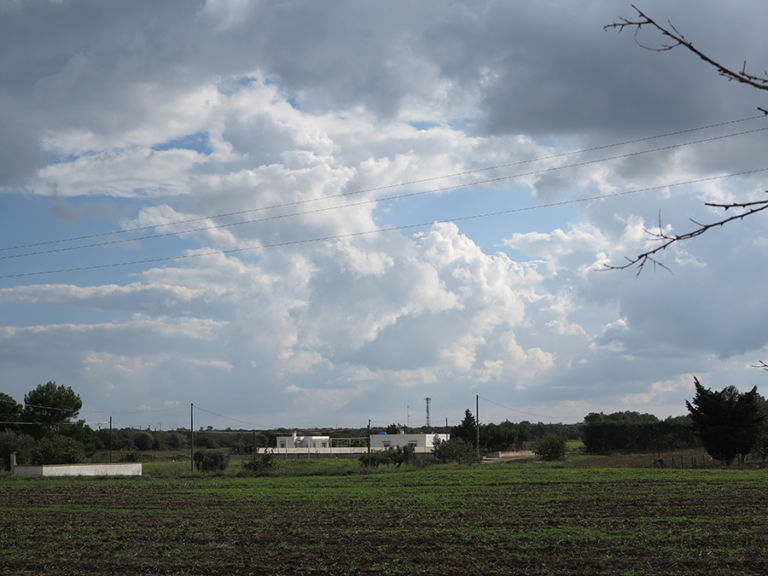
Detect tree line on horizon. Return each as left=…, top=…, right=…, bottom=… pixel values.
left=580, top=379, right=768, bottom=466
left=2, top=377, right=767, bottom=468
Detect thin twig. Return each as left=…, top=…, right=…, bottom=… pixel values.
left=605, top=5, right=768, bottom=91
left=604, top=197, right=768, bottom=273
left=604, top=5, right=768, bottom=272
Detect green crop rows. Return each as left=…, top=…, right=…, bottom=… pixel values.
left=1, top=465, right=767, bottom=575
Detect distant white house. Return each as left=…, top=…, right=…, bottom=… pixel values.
left=276, top=432, right=330, bottom=450
left=369, top=433, right=450, bottom=452
left=265, top=431, right=450, bottom=457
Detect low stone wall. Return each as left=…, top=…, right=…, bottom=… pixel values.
left=484, top=450, right=536, bottom=460
left=10, top=453, right=142, bottom=477
left=257, top=447, right=366, bottom=459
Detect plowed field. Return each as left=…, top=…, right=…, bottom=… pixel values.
left=1, top=466, right=767, bottom=575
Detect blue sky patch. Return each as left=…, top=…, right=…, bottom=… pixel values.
left=152, top=132, right=212, bottom=155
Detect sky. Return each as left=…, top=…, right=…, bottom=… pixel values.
left=2, top=0, right=768, bottom=431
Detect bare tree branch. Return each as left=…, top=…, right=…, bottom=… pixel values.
left=605, top=5, right=768, bottom=91
left=604, top=196, right=768, bottom=273
left=603, top=5, right=768, bottom=272
left=753, top=360, right=768, bottom=370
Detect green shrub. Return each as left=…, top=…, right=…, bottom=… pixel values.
left=358, top=445, right=417, bottom=469
left=241, top=449, right=276, bottom=475
left=133, top=431, right=154, bottom=451
left=534, top=433, right=567, bottom=461
left=359, top=450, right=393, bottom=468
left=120, top=449, right=138, bottom=462
left=390, top=444, right=416, bottom=468
left=0, top=429, right=35, bottom=467
left=193, top=449, right=230, bottom=473
left=432, top=437, right=477, bottom=464
left=31, top=434, right=86, bottom=464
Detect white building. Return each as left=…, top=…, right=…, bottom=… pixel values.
left=265, top=431, right=450, bottom=457
left=369, top=433, right=450, bottom=452
left=276, top=432, right=330, bottom=449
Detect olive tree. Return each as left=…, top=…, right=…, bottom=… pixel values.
left=432, top=437, right=477, bottom=465
left=534, top=433, right=567, bottom=461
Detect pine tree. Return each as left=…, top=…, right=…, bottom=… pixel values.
left=685, top=377, right=764, bottom=465
left=453, top=409, right=478, bottom=448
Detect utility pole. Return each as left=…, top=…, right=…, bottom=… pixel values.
left=190, top=403, right=195, bottom=473
left=109, top=416, right=113, bottom=463
left=476, top=394, right=480, bottom=461
left=367, top=419, right=371, bottom=454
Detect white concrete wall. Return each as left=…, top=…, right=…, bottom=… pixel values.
left=11, top=465, right=43, bottom=477
left=259, top=443, right=441, bottom=457
left=12, top=463, right=142, bottom=477
left=262, top=446, right=365, bottom=456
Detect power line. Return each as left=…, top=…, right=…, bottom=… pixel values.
left=193, top=404, right=272, bottom=429
left=14, top=401, right=79, bottom=413
left=1, top=114, right=765, bottom=256
left=2, top=166, right=766, bottom=280
left=479, top=395, right=582, bottom=423
left=3, top=124, right=768, bottom=266
left=0, top=395, right=186, bottom=417
left=84, top=406, right=185, bottom=415
left=0, top=421, right=40, bottom=426
left=0, top=396, right=78, bottom=424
